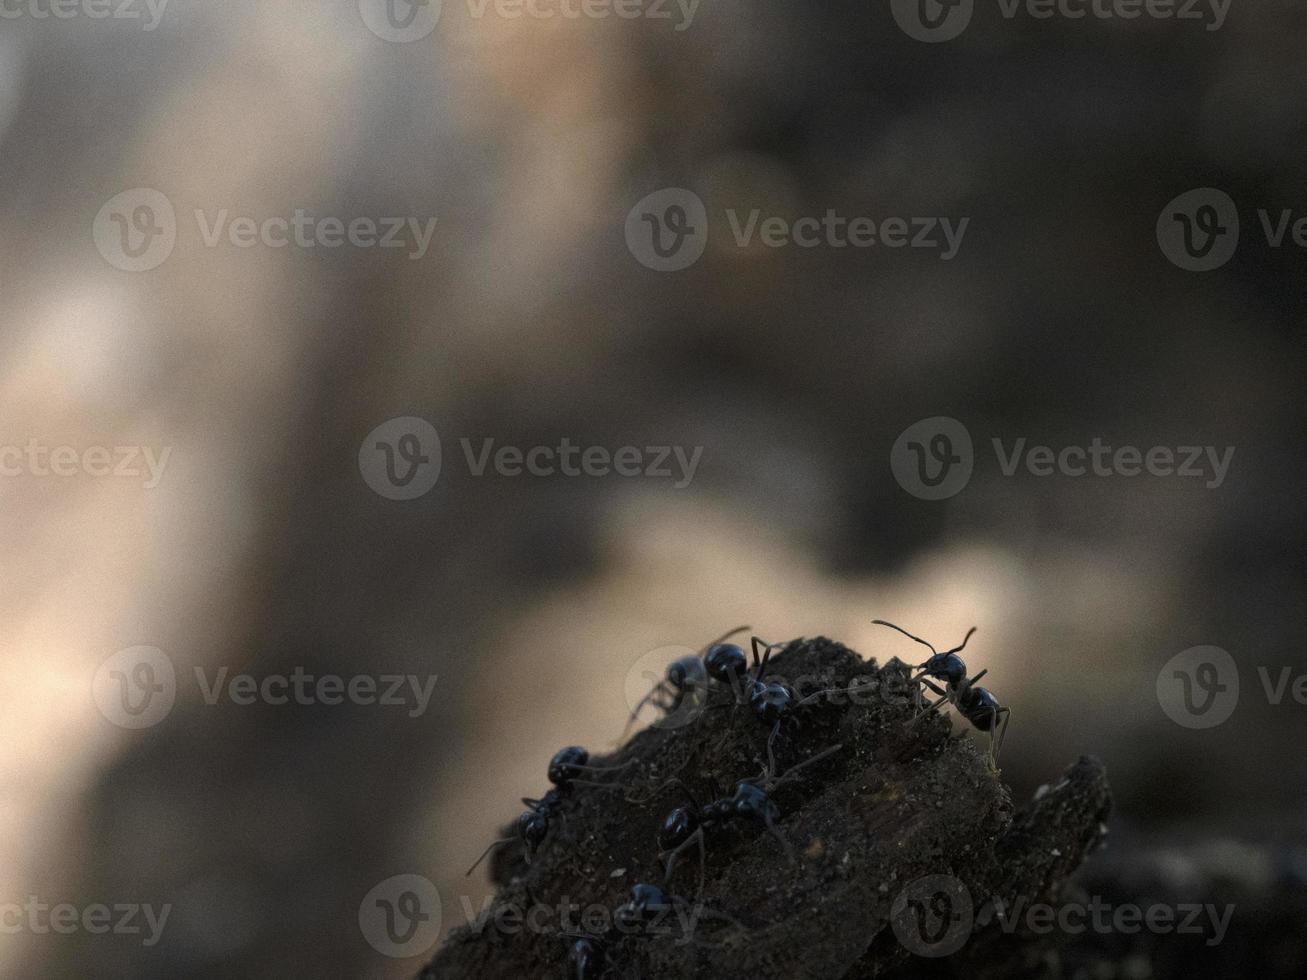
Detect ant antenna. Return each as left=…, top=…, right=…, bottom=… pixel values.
left=465, top=837, right=512, bottom=876
left=872, top=619, right=938, bottom=655
left=945, top=627, right=978, bottom=656
left=700, top=625, right=751, bottom=654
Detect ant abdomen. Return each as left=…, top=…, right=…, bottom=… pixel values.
left=704, top=642, right=748, bottom=685
left=658, top=807, right=698, bottom=851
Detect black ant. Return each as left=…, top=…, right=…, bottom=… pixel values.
left=621, top=626, right=751, bottom=740
left=872, top=619, right=1012, bottom=766
left=624, top=627, right=801, bottom=772
left=559, top=883, right=735, bottom=979
left=720, top=634, right=802, bottom=775
left=654, top=743, right=842, bottom=898
left=466, top=746, right=633, bottom=876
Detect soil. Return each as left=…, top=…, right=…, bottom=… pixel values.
left=421, top=637, right=1112, bottom=979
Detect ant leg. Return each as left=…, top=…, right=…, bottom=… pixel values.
left=910, top=679, right=951, bottom=724
left=663, top=826, right=704, bottom=884
left=571, top=758, right=637, bottom=775
left=992, top=707, right=1012, bottom=766
left=767, top=743, right=843, bottom=789
left=750, top=636, right=777, bottom=682
left=761, top=810, right=796, bottom=863
left=566, top=778, right=628, bottom=791
left=765, top=719, right=781, bottom=779
left=465, top=837, right=512, bottom=876
left=618, top=684, right=668, bottom=742
left=694, top=828, right=706, bottom=903
left=628, top=776, right=700, bottom=809
left=796, top=678, right=877, bottom=707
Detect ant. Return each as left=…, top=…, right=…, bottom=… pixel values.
left=621, top=626, right=752, bottom=740
left=466, top=746, right=634, bottom=876
left=655, top=743, right=843, bottom=898
left=872, top=619, right=1012, bottom=767
left=715, top=634, right=802, bottom=775
left=559, top=883, right=736, bottom=979
left=624, top=627, right=800, bottom=773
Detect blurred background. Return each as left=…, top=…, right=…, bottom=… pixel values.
left=1, top=1, right=1304, bottom=977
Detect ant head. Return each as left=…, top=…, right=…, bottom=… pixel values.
left=548, top=746, right=589, bottom=785
left=704, top=643, right=747, bottom=684
left=667, top=655, right=707, bottom=691
left=657, top=806, right=698, bottom=851
left=749, top=680, right=794, bottom=723
left=921, top=652, right=967, bottom=687
left=518, top=809, right=549, bottom=849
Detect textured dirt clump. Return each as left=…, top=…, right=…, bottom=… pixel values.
left=423, top=636, right=1111, bottom=979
